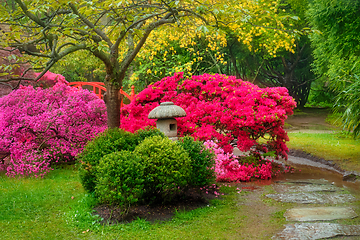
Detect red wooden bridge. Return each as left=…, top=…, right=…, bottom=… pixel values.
left=68, top=82, right=136, bottom=107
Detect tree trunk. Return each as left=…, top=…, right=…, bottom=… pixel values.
left=104, top=81, right=121, bottom=128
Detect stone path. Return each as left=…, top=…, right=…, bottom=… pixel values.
left=270, top=179, right=360, bottom=239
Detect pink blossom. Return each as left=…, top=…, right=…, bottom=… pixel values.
left=121, top=73, right=296, bottom=158
left=0, top=82, right=107, bottom=177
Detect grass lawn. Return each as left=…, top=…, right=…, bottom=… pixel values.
left=0, top=166, right=289, bottom=240
left=287, top=132, right=360, bottom=173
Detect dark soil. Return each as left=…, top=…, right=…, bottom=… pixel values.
left=94, top=186, right=220, bottom=225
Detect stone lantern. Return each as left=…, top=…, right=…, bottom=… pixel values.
left=148, top=102, right=186, bottom=140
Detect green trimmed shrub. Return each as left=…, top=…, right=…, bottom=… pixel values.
left=78, top=127, right=164, bottom=193
left=134, top=136, right=191, bottom=203
left=95, top=151, right=144, bottom=210
left=78, top=128, right=136, bottom=193
left=177, top=136, right=215, bottom=187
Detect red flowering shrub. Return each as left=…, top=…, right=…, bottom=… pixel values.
left=121, top=73, right=296, bottom=158
left=0, top=83, right=107, bottom=177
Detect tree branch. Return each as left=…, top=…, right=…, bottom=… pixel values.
left=118, top=18, right=176, bottom=79
left=14, top=0, right=47, bottom=28
left=68, top=3, right=113, bottom=47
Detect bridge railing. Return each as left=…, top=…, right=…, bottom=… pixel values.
left=68, top=82, right=136, bottom=107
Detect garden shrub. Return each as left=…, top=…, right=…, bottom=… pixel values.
left=177, top=136, right=215, bottom=187
left=134, top=135, right=191, bottom=203
left=121, top=73, right=296, bottom=158
left=134, top=126, right=165, bottom=143
left=78, top=128, right=136, bottom=193
left=0, top=83, right=107, bottom=177
left=78, top=127, right=164, bottom=193
left=95, top=151, right=144, bottom=210
left=204, top=140, right=272, bottom=182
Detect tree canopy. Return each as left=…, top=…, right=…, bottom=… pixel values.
left=0, top=0, right=298, bottom=128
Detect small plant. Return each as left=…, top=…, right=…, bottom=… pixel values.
left=177, top=136, right=215, bottom=187
left=95, top=151, right=145, bottom=213
left=134, top=135, right=191, bottom=203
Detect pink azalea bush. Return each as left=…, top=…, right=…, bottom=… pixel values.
left=121, top=73, right=296, bottom=158
left=0, top=83, right=107, bottom=177
left=204, top=140, right=272, bottom=182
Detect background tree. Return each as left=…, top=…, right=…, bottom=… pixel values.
left=0, top=0, right=297, bottom=128
left=307, top=0, right=360, bottom=136
left=222, top=0, right=316, bottom=108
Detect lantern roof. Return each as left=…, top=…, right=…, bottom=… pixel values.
left=148, top=102, right=186, bottom=119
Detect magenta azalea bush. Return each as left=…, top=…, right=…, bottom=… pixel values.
left=0, top=83, right=107, bottom=177
left=204, top=140, right=272, bottom=182
left=121, top=73, right=296, bottom=158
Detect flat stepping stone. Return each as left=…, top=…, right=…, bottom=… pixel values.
left=266, top=192, right=356, bottom=204
left=272, top=223, right=360, bottom=240
left=273, top=183, right=340, bottom=193
left=284, top=207, right=358, bottom=221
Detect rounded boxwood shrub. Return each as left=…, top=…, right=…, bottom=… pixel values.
left=78, top=127, right=164, bottom=193
left=78, top=128, right=136, bottom=193
left=95, top=151, right=144, bottom=209
left=134, top=135, right=191, bottom=203
left=177, top=136, right=215, bottom=187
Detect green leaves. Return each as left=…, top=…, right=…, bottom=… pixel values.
left=95, top=151, right=145, bottom=208
left=196, top=25, right=209, bottom=34
left=308, top=0, right=360, bottom=137
left=134, top=136, right=191, bottom=203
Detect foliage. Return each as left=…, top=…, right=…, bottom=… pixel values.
left=121, top=73, right=296, bottom=158
left=307, top=0, right=360, bottom=136
left=204, top=140, right=272, bottom=182
left=77, top=127, right=163, bottom=193
left=0, top=83, right=107, bottom=177
left=135, top=126, right=166, bottom=142
left=51, top=50, right=105, bottom=82
left=128, top=0, right=302, bottom=88
left=0, top=0, right=298, bottom=128
left=95, top=151, right=145, bottom=210
left=334, top=74, right=360, bottom=137
left=78, top=128, right=135, bottom=193
left=0, top=48, right=36, bottom=96
left=177, top=136, right=215, bottom=187
left=305, top=80, right=335, bottom=108
left=134, top=135, right=191, bottom=203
